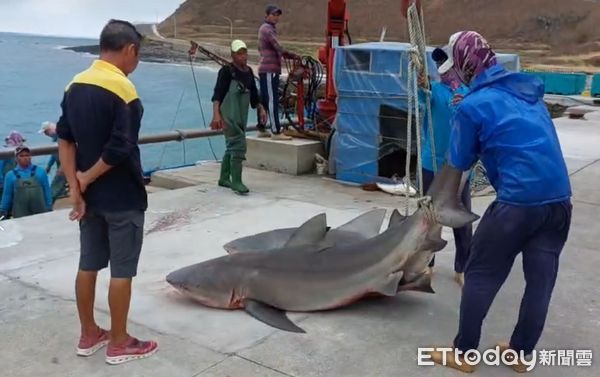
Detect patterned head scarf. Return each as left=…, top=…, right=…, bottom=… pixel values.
left=440, top=69, right=462, bottom=91
left=4, top=130, right=25, bottom=147
left=439, top=31, right=497, bottom=85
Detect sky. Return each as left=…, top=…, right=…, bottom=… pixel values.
left=0, top=0, right=184, bottom=38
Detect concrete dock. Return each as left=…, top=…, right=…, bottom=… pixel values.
left=1, top=112, right=599, bottom=376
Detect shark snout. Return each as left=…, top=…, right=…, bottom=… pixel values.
left=166, top=268, right=189, bottom=289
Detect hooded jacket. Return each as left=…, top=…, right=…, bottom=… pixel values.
left=448, top=64, right=571, bottom=205
left=421, top=82, right=469, bottom=172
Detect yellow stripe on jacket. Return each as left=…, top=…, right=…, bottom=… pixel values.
left=66, top=59, right=139, bottom=104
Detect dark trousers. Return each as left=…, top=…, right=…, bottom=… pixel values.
left=422, top=168, right=472, bottom=272
left=259, top=72, right=282, bottom=134
left=255, top=108, right=266, bottom=132
left=453, top=200, right=572, bottom=355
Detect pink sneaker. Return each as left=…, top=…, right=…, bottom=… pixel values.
left=105, top=336, right=158, bottom=365
left=76, top=328, right=110, bottom=356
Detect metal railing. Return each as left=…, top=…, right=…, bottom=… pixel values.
left=0, top=126, right=259, bottom=159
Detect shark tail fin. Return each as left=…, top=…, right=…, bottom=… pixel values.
left=426, top=164, right=480, bottom=228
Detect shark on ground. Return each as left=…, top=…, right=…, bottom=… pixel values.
left=166, top=164, right=478, bottom=333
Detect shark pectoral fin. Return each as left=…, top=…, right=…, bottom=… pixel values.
left=388, top=209, right=407, bottom=227
left=397, top=273, right=435, bottom=294
left=375, top=271, right=404, bottom=296
left=284, top=213, right=328, bottom=247
left=243, top=299, right=306, bottom=333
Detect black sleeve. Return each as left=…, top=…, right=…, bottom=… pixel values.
left=211, top=66, right=232, bottom=103
left=101, top=97, right=142, bottom=166
left=56, top=93, right=74, bottom=142
left=249, top=69, right=260, bottom=109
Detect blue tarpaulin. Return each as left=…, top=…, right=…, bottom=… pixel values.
left=591, top=74, right=600, bottom=97
left=331, top=42, right=520, bottom=184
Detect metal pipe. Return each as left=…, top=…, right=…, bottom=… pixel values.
left=0, top=126, right=260, bottom=159
left=222, top=16, right=233, bottom=39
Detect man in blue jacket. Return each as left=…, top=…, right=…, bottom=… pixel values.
left=420, top=47, right=471, bottom=286
left=0, top=145, right=53, bottom=218
left=427, top=31, right=572, bottom=373
left=0, top=130, right=26, bottom=199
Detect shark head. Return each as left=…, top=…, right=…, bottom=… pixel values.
left=166, top=260, right=244, bottom=308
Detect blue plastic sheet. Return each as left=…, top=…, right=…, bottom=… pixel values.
left=591, top=74, right=600, bottom=97
left=330, top=42, right=520, bottom=184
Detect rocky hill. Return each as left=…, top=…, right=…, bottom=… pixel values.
left=160, top=1, right=598, bottom=48
left=155, top=1, right=600, bottom=72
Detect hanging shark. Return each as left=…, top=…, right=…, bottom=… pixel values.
left=166, top=164, right=478, bottom=333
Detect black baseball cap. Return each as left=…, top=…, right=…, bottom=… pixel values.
left=265, top=5, right=282, bottom=15
left=432, top=47, right=448, bottom=64
left=15, top=145, right=31, bottom=156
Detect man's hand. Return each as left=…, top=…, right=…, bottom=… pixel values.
left=259, top=107, right=268, bottom=126
left=210, top=114, right=225, bottom=130
left=285, top=52, right=301, bottom=60
left=68, top=191, right=86, bottom=221
left=76, top=171, right=91, bottom=193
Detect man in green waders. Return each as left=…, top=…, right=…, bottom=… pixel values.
left=210, top=39, right=267, bottom=194
left=0, top=145, right=53, bottom=219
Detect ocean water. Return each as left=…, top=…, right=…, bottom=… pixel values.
left=0, top=32, right=229, bottom=172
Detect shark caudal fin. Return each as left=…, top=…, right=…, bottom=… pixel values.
left=425, top=164, right=480, bottom=228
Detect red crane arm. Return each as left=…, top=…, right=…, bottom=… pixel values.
left=317, top=0, right=349, bottom=127
left=316, top=0, right=420, bottom=130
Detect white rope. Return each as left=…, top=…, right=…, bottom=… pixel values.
left=404, top=2, right=433, bottom=214
left=419, top=6, right=437, bottom=175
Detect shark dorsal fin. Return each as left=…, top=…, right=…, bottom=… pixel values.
left=388, top=209, right=407, bottom=227
left=335, top=208, right=386, bottom=236
left=223, top=228, right=297, bottom=254
left=284, top=213, right=328, bottom=247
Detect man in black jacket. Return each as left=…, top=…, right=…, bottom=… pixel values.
left=57, top=19, right=158, bottom=365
